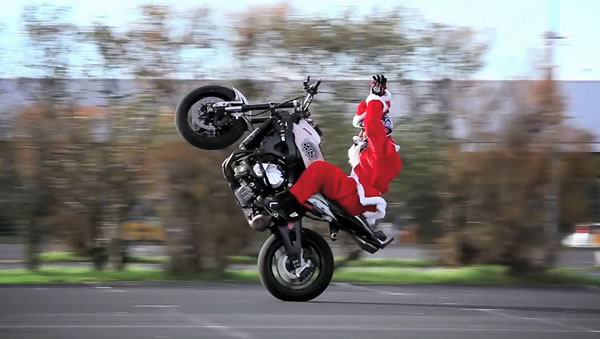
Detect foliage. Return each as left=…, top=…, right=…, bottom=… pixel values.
left=436, top=75, right=596, bottom=275
left=232, top=4, right=489, bottom=79
left=11, top=4, right=220, bottom=270
left=150, top=142, right=253, bottom=274
left=3, top=2, right=596, bottom=278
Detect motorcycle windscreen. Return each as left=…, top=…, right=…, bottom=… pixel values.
left=293, top=119, right=324, bottom=167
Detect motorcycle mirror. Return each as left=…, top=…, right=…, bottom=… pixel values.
left=303, top=76, right=311, bottom=89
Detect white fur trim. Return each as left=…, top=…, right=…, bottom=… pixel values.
left=352, top=112, right=366, bottom=128
left=394, top=144, right=401, bottom=152
left=347, top=143, right=363, bottom=168
left=380, top=89, right=392, bottom=102
left=366, top=94, right=389, bottom=112
left=365, top=89, right=392, bottom=113
left=350, top=171, right=386, bottom=225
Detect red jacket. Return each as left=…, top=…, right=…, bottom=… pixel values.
left=348, top=96, right=402, bottom=224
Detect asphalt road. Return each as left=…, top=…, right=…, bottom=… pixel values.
left=0, top=282, right=599, bottom=339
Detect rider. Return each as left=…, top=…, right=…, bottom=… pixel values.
left=265, top=75, right=402, bottom=228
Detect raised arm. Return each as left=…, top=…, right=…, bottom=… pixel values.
left=363, top=97, right=387, bottom=156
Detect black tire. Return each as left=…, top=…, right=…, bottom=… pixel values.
left=258, top=228, right=334, bottom=302
left=174, top=85, right=247, bottom=150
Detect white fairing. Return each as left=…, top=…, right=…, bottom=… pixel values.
left=293, top=119, right=324, bottom=167
left=294, top=121, right=332, bottom=221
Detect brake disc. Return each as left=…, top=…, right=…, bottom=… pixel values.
left=275, top=248, right=314, bottom=283
left=191, top=104, right=214, bottom=130
left=275, top=251, right=298, bottom=283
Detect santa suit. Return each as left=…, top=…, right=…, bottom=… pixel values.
left=289, top=91, right=402, bottom=225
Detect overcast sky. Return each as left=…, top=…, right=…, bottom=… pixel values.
left=1, top=0, right=598, bottom=80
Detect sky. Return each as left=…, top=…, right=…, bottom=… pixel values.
left=0, top=0, right=598, bottom=80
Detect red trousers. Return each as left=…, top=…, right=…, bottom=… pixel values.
left=289, top=161, right=375, bottom=216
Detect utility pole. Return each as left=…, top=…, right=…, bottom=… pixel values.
left=543, top=0, right=565, bottom=261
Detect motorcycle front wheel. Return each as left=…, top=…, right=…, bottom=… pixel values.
left=174, top=85, right=246, bottom=150
left=257, top=228, right=334, bottom=302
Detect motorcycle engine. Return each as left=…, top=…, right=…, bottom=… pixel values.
left=252, top=163, right=285, bottom=188
left=230, top=159, right=287, bottom=214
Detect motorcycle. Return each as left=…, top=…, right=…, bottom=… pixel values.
left=174, top=78, right=393, bottom=301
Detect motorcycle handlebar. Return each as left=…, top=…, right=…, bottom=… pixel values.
left=224, top=102, right=296, bottom=112
left=223, top=78, right=321, bottom=113
left=303, top=76, right=321, bottom=94
left=313, top=80, right=321, bottom=92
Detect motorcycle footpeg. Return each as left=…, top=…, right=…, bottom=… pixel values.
left=371, top=233, right=394, bottom=249
left=374, top=230, right=387, bottom=241
left=362, top=232, right=394, bottom=250
left=350, top=234, right=379, bottom=254
left=379, top=236, right=394, bottom=249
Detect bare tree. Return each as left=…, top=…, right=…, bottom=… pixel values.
left=437, top=76, right=595, bottom=275
left=15, top=5, right=80, bottom=269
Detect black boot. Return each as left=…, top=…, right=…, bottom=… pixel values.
left=263, top=191, right=303, bottom=220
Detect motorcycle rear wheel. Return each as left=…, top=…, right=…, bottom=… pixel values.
left=258, top=228, right=334, bottom=302
left=174, top=85, right=246, bottom=150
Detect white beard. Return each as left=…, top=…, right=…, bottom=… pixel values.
left=347, top=142, right=365, bottom=168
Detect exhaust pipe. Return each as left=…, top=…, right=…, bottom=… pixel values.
left=248, top=214, right=271, bottom=232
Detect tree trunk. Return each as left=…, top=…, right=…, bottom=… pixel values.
left=108, top=237, right=125, bottom=270
left=26, top=189, right=49, bottom=271
left=25, top=218, right=40, bottom=270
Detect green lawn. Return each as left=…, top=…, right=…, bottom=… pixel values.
left=10, top=252, right=436, bottom=268
left=2, top=251, right=92, bottom=264
left=1, top=265, right=598, bottom=286
left=0, top=259, right=21, bottom=264
left=342, top=258, right=435, bottom=268
left=335, top=266, right=600, bottom=285
left=227, top=255, right=257, bottom=265
left=39, top=251, right=89, bottom=262
left=227, top=256, right=435, bottom=268
left=127, top=255, right=168, bottom=264
left=2, top=251, right=597, bottom=286
left=228, top=266, right=600, bottom=286
left=0, top=266, right=164, bottom=283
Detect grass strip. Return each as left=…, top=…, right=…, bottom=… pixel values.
left=33, top=252, right=436, bottom=268
left=2, top=265, right=598, bottom=286
left=227, top=256, right=435, bottom=268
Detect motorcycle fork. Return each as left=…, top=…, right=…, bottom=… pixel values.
left=277, top=219, right=303, bottom=268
